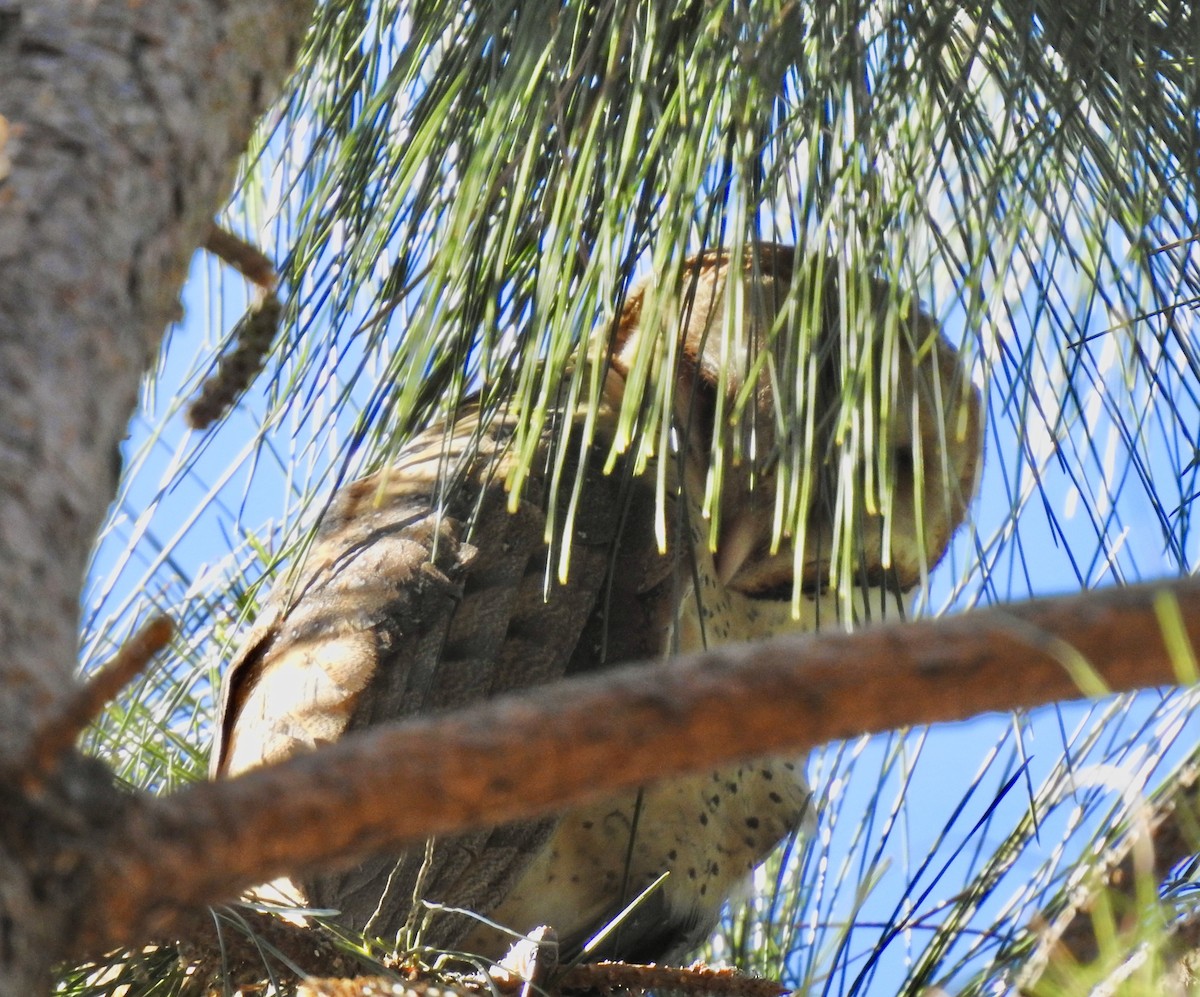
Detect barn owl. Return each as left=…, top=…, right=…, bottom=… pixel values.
left=211, top=244, right=981, bottom=964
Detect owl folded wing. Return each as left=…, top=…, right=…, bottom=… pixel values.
left=210, top=406, right=673, bottom=946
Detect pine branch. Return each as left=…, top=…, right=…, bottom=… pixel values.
left=75, top=574, right=1200, bottom=959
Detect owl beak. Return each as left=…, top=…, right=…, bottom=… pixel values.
left=714, top=513, right=761, bottom=587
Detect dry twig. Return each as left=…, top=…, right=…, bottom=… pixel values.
left=302, top=962, right=784, bottom=997
left=23, top=615, right=174, bottom=782
left=556, top=960, right=787, bottom=997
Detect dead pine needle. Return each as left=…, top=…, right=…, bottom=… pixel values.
left=26, top=615, right=174, bottom=780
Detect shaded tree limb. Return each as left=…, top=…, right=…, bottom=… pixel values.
left=301, top=964, right=788, bottom=997
left=553, top=961, right=787, bottom=997
left=79, top=574, right=1200, bottom=960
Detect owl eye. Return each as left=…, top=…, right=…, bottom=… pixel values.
left=741, top=581, right=795, bottom=602
left=892, top=445, right=915, bottom=482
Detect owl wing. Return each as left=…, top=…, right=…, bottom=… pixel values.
left=211, top=406, right=675, bottom=945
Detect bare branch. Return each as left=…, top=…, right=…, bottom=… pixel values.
left=24, top=615, right=174, bottom=783
left=78, top=574, right=1200, bottom=957
left=555, top=961, right=788, bottom=997
left=302, top=961, right=786, bottom=997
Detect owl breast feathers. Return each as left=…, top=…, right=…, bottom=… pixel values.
left=212, top=244, right=982, bottom=963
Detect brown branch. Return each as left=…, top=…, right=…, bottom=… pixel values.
left=302, top=962, right=784, bottom=997
left=204, top=224, right=278, bottom=291
left=484, top=926, right=762, bottom=997
left=556, top=961, right=787, bottom=997
left=300, top=978, right=467, bottom=997
left=23, top=615, right=174, bottom=783
left=80, top=574, right=1200, bottom=958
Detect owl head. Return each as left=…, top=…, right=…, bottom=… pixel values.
left=608, top=244, right=982, bottom=603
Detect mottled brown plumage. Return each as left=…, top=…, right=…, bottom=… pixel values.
left=212, top=245, right=981, bottom=963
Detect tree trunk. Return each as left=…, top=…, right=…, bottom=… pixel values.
left=0, top=0, right=311, bottom=986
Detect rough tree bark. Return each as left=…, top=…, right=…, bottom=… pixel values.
left=0, top=0, right=312, bottom=987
